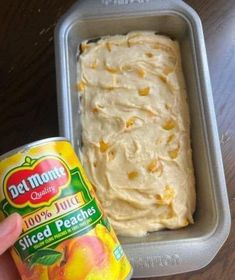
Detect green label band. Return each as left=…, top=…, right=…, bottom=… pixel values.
left=15, top=198, right=102, bottom=260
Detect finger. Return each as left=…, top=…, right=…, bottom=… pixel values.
left=0, top=213, right=22, bottom=255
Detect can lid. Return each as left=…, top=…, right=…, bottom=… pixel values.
left=0, top=137, right=70, bottom=161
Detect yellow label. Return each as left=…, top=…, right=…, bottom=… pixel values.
left=0, top=139, right=132, bottom=280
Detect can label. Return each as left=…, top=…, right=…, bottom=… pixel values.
left=0, top=140, right=132, bottom=280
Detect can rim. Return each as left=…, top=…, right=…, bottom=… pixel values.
left=0, top=137, right=70, bottom=161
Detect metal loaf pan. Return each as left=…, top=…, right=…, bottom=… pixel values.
left=55, top=0, right=231, bottom=277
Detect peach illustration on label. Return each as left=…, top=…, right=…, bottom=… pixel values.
left=48, top=236, right=108, bottom=280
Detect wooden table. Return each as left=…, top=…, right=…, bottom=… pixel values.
left=0, top=0, right=234, bottom=279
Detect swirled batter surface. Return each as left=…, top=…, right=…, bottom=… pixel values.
left=78, top=31, right=196, bottom=236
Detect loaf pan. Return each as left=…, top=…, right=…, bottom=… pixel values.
left=55, top=0, right=231, bottom=277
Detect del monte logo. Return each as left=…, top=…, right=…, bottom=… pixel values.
left=4, top=156, right=70, bottom=208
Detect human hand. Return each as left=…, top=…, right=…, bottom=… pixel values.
left=0, top=213, right=22, bottom=280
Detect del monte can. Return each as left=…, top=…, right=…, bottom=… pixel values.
left=0, top=137, right=132, bottom=280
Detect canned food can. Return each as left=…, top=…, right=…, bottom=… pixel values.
left=0, top=137, right=133, bottom=280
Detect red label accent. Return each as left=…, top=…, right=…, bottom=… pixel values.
left=4, top=157, right=70, bottom=207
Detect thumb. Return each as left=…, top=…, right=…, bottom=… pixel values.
left=0, top=213, right=22, bottom=255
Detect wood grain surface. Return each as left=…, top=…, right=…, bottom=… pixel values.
left=0, top=0, right=234, bottom=279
